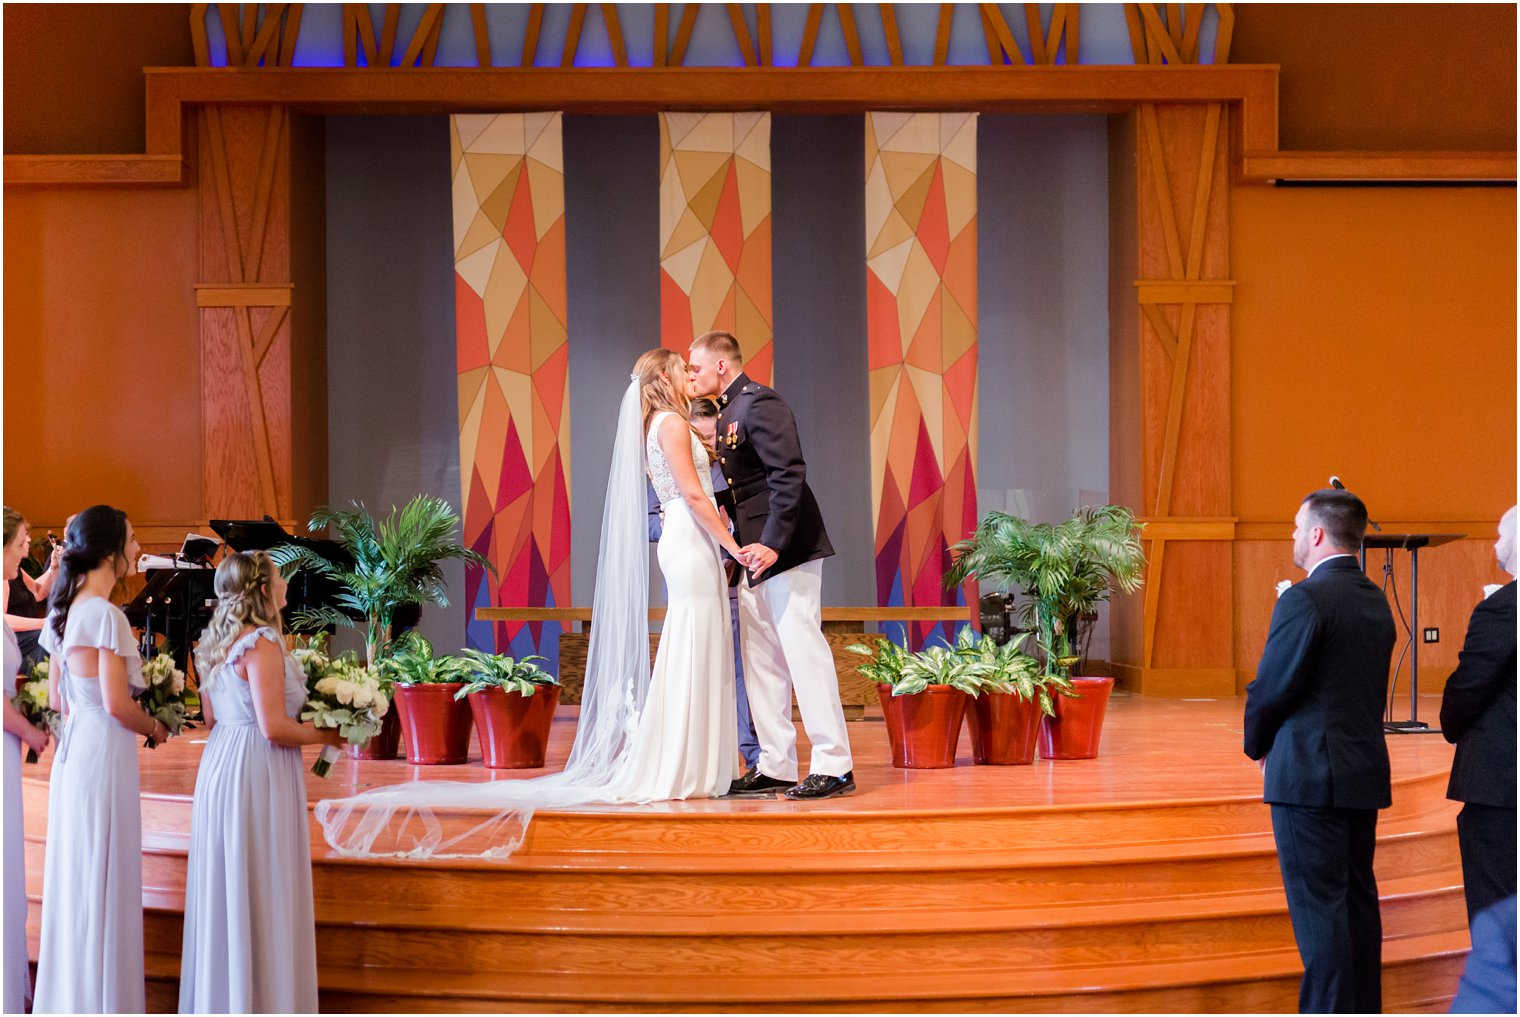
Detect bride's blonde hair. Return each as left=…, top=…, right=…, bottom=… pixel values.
left=634, top=347, right=715, bottom=457
left=194, top=551, right=284, bottom=676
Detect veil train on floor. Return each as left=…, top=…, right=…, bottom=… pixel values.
left=313, top=378, right=651, bottom=859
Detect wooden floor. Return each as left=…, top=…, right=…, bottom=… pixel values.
left=23, top=693, right=1468, bottom=1012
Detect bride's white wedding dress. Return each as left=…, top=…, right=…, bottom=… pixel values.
left=610, top=411, right=736, bottom=802
left=315, top=381, right=735, bottom=859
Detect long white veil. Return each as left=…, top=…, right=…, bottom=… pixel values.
left=313, top=378, right=651, bottom=858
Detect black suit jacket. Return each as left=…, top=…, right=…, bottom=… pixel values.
left=1440, top=580, right=1517, bottom=808
left=1244, top=555, right=1397, bottom=810
left=714, top=373, right=833, bottom=585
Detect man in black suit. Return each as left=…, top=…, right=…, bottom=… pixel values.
left=1440, top=506, right=1517, bottom=925
left=687, top=330, right=854, bottom=800
left=1244, top=488, right=1396, bottom=1014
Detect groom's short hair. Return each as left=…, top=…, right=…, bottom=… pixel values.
left=692, top=330, right=742, bottom=363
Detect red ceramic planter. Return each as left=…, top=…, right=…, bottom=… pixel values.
left=468, top=685, right=561, bottom=769
left=967, top=692, right=1043, bottom=765
left=1037, top=676, right=1115, bottom=760
left=394, top=682, right=474, bottom=765
left=878, top=684, right=968, bottom=769
left=346, top=707, right=401, bottom=760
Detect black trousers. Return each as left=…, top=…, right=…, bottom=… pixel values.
left=1457, top=802, right=1518, bottom=924
left=1270, top=804, right=1382, bottom=1014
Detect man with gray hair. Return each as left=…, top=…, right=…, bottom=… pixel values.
left=1440, top=505, right=1517, bottom=925
left=1244, top=488, right=1396, bottom=1014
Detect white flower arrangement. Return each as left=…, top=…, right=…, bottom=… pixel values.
left=11, top=660, right=60, bottom=762
left=139, top=652, right=194, bottom=748
left=302, top=652, right=390, bottom=777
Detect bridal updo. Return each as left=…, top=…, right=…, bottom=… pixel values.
left=195, top=551, right=284, bottom=677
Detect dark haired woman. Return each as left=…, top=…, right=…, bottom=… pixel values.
left=33, top=505, right=166, bottom=1013
left=3, top=508, right=49, bottom=1013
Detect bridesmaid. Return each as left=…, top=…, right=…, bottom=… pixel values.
left=179, top=551, right=338, bottom=1013
left=3, top=508, right=50, bottom=1014
left=33, top=505, right=164, bottom=1013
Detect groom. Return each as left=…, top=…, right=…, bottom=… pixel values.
left=687, top=330, right=855, bottom=800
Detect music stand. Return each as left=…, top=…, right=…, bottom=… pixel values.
left=124, top=563, right=215, bottom=670
left=1360, top=533, right=1465, bottom=734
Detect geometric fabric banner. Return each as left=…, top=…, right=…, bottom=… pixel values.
left=658, top=112, right=773, bottom=384
left=865, top=112, right=980, bottom=648
left=450, top=112, right=571, bottom=668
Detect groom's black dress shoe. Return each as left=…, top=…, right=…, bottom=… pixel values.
left=727, top=769, right=793, bottom=796
left=784, top=771, right=856, bottom=800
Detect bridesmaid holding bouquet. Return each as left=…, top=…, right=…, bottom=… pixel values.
left=178, top=551, right=339, bottom=1013
left=34, top=505, right=166, bottom=1013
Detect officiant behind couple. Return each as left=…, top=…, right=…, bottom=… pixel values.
left=312, top=336, right=853, bottom=860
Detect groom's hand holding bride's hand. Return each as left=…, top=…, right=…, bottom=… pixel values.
left=740, top=543, right=778, bottom=578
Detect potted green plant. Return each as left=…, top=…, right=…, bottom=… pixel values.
left=955, top=628, right=1058, bottom=766
left=847, top=635, right=990, bottom=768
left=947, top=505, right=1145, bottom=760
left=382, top=633, right=474, bottom=765
left=270, top=494, right=494, bottom=760
left=455, top=649, right=562, bottom=769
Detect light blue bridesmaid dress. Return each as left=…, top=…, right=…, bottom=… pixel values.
left=178, top=626, right=318, bottom=1013
left=3, top=620, right=31, bottom=1014
left=33, top=596, right=147, bottom=1013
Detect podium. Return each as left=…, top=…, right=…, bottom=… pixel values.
left=1360, top=533, right=1465, bottom=734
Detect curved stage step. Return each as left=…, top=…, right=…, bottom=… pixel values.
left=23, top=695, right=1468, bottom=1012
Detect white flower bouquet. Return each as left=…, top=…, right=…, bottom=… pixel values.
left=140, top=652, right=195, bottom=748
left=303, top=652, right=390, bottom=777
left=11, top=660, right=60, bottom=763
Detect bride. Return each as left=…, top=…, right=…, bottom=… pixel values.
left=314, top=348, right=749, bottom=858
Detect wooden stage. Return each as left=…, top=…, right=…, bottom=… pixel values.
left=23, top=694, right=1467, bottom=1013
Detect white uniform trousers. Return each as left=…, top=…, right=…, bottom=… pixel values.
left=737, top=560, right=853, bottom=780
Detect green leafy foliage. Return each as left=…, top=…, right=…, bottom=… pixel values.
left=453, top=648, right=560, bottom=700
left=378, top=632, right=471, bottom=686
left=946, top=505, right=1146, bottom=677
left=269, top=495, right=496, bottom=665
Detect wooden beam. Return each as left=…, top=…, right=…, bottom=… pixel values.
left=654, top=4, right=669, bottom=66
left=189, top=3, right=211, bottom=67
left=1123, top=4, right=1148, bottom=63
left=1180, top=2, right=1204, bottom=64
left=1025, top=4, right=1048, bottom=64
left=757, top=3, right=772, bottom=66
left=400, top=4, right=444, bottom=68
left=1241, top=150, right=1517, bottom=183
left=838, top=4, right=863, bottom=66
left=1139, top=4, right=1184, bottom=65
left=218, top=3, right=246, bottom=65
left=470, top=4, right=491, bottom=67
left=977, top=4, right=1003, bottom=64
left=1137, top=280, right=1234, bottom=304
left=278, top=3, right=304, bottom=67
left=378, top=4, right=401, bottom=65
left=602, top=4, right=628, bottom=66
left=878, top=3, right=901, bottom=67
left=3, top=154, right=189, bottom=187
left=1064, top=3, right=1079, bottom=64
left=671, top=3, right=700, bottom=67
left=981, top=4, right=1021, bottom=66
left=727, top=4, right=757, bottom=67
left=522, top=3, right=545, bottom=67
left=933, top=5, right=953, bottom=65
left=798, top=4, right=823, bottom=67
left=562, top=3, right=587, bottom=67
left=1215, top=2, right=1234, bottom=63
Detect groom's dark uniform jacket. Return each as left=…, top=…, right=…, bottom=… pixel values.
left=715, top=373, right=833, bottom=586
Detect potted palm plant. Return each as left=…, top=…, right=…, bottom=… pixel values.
left=454, top=649, right=562, bottom=769
left=956, top=628, right=1056, bottom=766
left=946, top=505, right=1145, bottom=760
left=847, top=635, right=990, bottom=768
left=383, top=633, right=474, bottom=765
left=271, top=494, right=494, bottom=760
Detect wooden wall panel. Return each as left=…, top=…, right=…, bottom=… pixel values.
left=197, top=105, right=297, bottom=520
left=2, top=187, right=201, bottom=526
